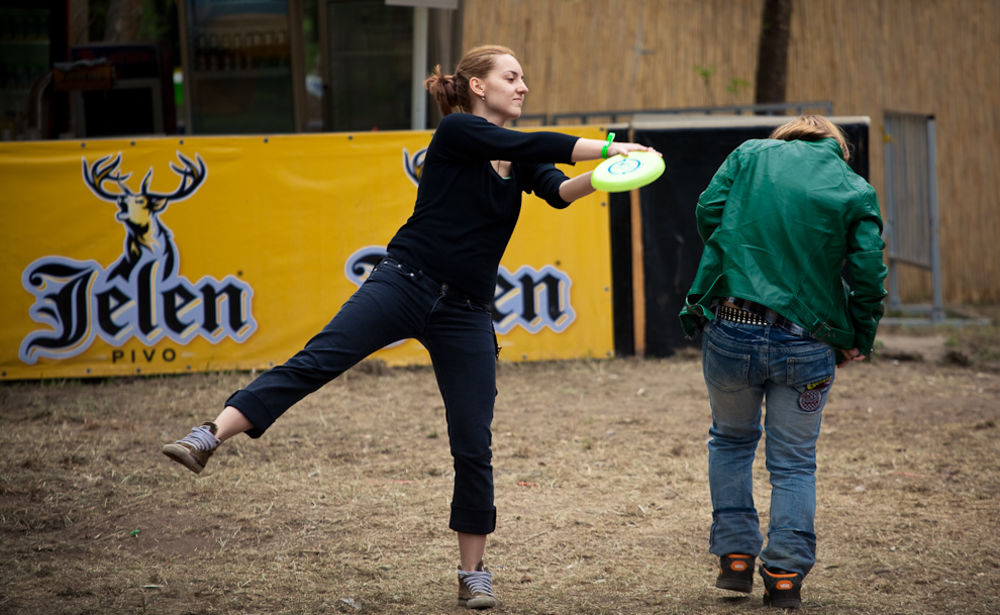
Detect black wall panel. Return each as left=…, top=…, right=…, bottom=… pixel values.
left=609, top=118, right=870, bottom=357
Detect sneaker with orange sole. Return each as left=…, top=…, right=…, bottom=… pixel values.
left=760, top=565, right=802, bottom=609
left=716, top=553, right=755, bottom=593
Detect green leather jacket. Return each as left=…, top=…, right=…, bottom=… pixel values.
left=679, top=137, right=887, bottom=355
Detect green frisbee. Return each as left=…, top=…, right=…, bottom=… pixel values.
left=591, top=151, right=665, bottom=192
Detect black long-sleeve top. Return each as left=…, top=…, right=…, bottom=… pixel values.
left=387, top=113, right=579, bottom=303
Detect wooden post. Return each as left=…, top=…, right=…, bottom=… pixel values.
left=630, top=185, right=646, bottom=357
left=629, top=125, right=646, bottom=357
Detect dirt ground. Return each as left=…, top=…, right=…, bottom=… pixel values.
left=1, top=321, right=999, bottom=615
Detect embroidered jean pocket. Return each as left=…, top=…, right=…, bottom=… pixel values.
left=787, top=347, right=836, bottom=412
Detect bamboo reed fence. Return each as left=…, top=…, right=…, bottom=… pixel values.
left=459, top=0, right=1000, bottom=305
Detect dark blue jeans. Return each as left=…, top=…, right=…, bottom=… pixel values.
left=227, top=255, right=499, bottom=534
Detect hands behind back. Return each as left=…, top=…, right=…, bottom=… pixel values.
left=837, top=348, right=865, bottom=368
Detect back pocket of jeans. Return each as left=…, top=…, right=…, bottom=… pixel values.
left=787, top=347, right=835, bottom=390
left=704, top=340, right=751, bottom=392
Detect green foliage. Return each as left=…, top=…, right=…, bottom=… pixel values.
left=725, top=77, right=751, bottom=95
left=693, top=64, right=714, bottom=85
left=693, top=65, right=750, bottom=103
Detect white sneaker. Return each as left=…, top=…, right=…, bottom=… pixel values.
left=162, top=421, right=220, bottom=474
left=457, top=561, right=499, bottom=609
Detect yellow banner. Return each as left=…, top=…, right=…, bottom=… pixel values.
left=1, top=127, right=612, bottom=380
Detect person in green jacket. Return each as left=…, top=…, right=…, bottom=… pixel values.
left=678, top=115, right=887, bottom=609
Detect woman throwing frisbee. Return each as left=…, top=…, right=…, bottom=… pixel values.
left=162, top=44, right=657, bottom=610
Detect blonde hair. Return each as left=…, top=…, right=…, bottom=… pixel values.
left=424, top=45, right=517, bottom=116
left=770, top=115, right=850, bottom=161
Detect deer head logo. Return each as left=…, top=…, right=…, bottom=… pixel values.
left=82, top=152, right=206, bottom=282
left=20, top=149, right=256, bottom=367
left=402, top=146, right=427, bottom=186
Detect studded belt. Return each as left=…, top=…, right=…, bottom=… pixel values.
left=716, top=303, right=770, bottom=326
left=714, top=298, right=810, bottom=337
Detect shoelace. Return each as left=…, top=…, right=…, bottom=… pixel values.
left=180, top=425, right=220, bottom=451
left=459, top=569, right=494, bottom=596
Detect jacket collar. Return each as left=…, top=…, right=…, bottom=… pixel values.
left=814, top=137, right=844, bottom=158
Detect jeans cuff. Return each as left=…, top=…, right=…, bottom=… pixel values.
left=225, top=389, right=274, bottom=439
left=449, top=505, right=497, bottom=534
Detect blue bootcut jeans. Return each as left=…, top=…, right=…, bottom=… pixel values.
left=701, top=317, right=837, bottom=577
left=227, top=255, right=499, bottom=535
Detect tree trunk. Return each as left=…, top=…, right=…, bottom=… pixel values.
left=754, top=0, right=793, bottom=110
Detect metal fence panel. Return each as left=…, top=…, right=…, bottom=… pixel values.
left=883, top=110, right=942, bottom=320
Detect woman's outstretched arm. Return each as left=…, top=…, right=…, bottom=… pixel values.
left=570, top=137, right=658, bottom=162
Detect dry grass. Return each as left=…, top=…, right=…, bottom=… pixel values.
left=2, top=328, right=999, bottom=614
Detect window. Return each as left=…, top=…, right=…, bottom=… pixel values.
left=324, top=0, right=412, bottom=132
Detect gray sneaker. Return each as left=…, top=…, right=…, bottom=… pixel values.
left=162, top=422, right=220, bottom=474
left=457, top=561, right=499, bottom=609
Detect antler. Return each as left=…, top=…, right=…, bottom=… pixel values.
left=142, top=152, right=207, bottom=204
left=82, top=153, right=133, bottom=201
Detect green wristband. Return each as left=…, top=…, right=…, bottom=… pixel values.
left=601, top=132, right=615, bottom=159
